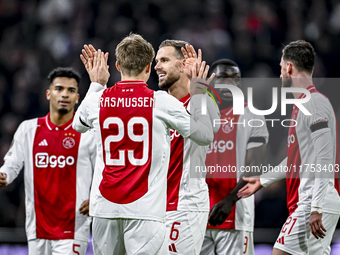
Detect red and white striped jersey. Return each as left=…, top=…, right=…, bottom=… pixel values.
left=285, top=85, right=340, bottom=215
left=205, top=104, right=269, bottom=231
left=167, top=94, right=220, bottom=212
left=1, top=114, right=96, bottom=241
left=73, top=81, right=214, bottom=223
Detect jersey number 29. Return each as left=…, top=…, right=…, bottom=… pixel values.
left=103, top=117, right=149, bottom=166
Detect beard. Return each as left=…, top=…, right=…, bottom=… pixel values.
left=282, top=77, right=292, bottom=87
left=158, top=72, right=181, bottom=90
left=58, top=107, right=69, bottom=114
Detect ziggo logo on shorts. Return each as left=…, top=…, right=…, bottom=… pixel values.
left=207, top=140, right=234, bottom=153
left=35, top=153, right=75, bottom=168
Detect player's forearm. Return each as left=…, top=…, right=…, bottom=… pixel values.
left=230, top=168, right=264, bottom=202
left=260, top=157, right=287, bottom=187
left=188, top=95, right=214, bottom=145
left=73, top=109, right=90, bottom=133
left=226, top=178, right=249, bottom=203
left=188, top=116, right=214, bottom=145
left=86, top=82, right=106, bottom=95
left=73, top=83, right=104, bottom=133
left=206, top=95, right=221, bottom=134
left=311, top=128, right=333, bottom=210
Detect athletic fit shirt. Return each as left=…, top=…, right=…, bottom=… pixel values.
left=1, top=114, right=96, bottom=241
left=205, top=104, right=268, bottom=231
left=285, top=85, right=340, bottom=215
left=167, top=94, right=220, bottom=212
left=73, top=81, right=214, bottom=223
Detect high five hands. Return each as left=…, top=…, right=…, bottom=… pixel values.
left=178, top=45, right=215, bottom=95
left=80, top=45, right=110, bottom=86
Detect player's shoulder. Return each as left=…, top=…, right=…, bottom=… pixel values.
left=154, top=90, right=169, bottom=98
left=13, top=118, right=39, bottom=137
left=307, top=90, right=333, bottom=111
left=309, top=90, right=328, bottom=103
left=154, top=90, right=182, bottom=107
left=19, top=118, right=39, bottom=130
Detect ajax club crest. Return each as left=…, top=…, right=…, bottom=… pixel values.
left=63, top=134, right=76, bottom=149
left=222, top=117, right=235, bottom=134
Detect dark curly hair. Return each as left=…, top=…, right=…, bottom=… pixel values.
left=282, top=40, right=316, bottom=74
left=47, top=67, right=81, bottom=85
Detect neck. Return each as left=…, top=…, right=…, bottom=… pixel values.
left=120, top=73, right=148, bottom=83
left=168, top=78, right=190, bottom=100
left=49, top=110, right=74, bottom=126
left=291, top=73, right=313, bottom=98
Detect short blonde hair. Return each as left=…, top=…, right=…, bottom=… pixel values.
left=115, top=33, right=155, bottom=76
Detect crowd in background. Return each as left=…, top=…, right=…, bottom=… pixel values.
left=0, top=0, right=340, bottom=233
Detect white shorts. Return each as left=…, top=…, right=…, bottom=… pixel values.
left=166, top=210, right=208, bottom=255
left=200, top=229, right=254, bottom=255
left=274, top=209, right=310, bottom=255
left=28, top=239, right=88, bottom=255
left=92, top=217, right=167, bottom=255
left=308, top=212, right=340, bottom=255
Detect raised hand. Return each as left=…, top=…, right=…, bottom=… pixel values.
left=176, top=44, right=202, bottom=79
left=80, top=44, right=109, bottom=75
left=189, top=61, right=215, bottom=95
left=237, top=176, right=263, bottom=198
left=88, top=49, right=110, bottom=86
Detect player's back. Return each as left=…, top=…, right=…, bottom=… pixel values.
left=98, top=81, right=155, bottom=205
left=79, top=80, right=210, bottom=222
left=286, top=85, right=340, bottom=214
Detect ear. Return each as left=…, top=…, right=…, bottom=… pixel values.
left=46, top=89, right=51, bottom=100
left=287, top=62, right=293, bottom=76
left=115, top=61, right=121, bottom=72
left=145, top=62, right=152, bottom=74
left=179, top=59, right=185, bottom=73
left=76, top=93, right=79, bottom=104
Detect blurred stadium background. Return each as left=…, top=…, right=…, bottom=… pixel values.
left=0, top=0, right=340, bottom=254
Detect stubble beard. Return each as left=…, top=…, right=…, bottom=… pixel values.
left=158, top=73, right=181, bottom=90
left=282, top=77, right=292, bottom=88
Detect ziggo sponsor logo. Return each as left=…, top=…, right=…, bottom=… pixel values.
left=170, top=129, right=181, bottom=141
left=35, top=153, right=75, bottom=168
left=207, top=140, right=234, bottom=153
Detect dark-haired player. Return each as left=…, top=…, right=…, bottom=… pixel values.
left=0, top=67, right=100, bottom=254
left=74, top=34, right=215, bottom=255
left=80, top=39, right=219, bottom=255
left=154, top=40, right=220, bottom=255
left=199, top=59, right=268, bottom=255
left=239, top=40, right=340, bottom=255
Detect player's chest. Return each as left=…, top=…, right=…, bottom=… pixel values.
left=33, top=127, right=81, bottom=168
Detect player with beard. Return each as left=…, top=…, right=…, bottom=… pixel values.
left=74, top=34, right=216, bottom=255
left=199, top=59, right=268, bottom=255
left=0, top=67, right=99, bottom=255
left=238, top=40, right=340, bottom=255
left=154, top=40, right=220, bottom=254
